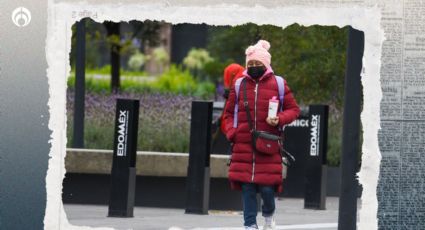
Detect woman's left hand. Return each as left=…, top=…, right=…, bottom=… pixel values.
left=266, top=117, right=279, bottom=126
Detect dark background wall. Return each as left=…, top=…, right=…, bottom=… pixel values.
left=171, top=23, right=208, bottom=64
left=62, top=168, right=362, bottom=211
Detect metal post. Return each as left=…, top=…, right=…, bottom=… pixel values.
left=304, top=105, right=329, bottom=210
left=72, top=18, right=86, bottom=148
left=108, top=99, right=139, bottom=217
left=280, top=107, right=310, bottom=198
left=185, top=101, right=213, bottom=215
left=337, top=27, right=364, bottom=230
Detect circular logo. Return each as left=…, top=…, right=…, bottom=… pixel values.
left=12, top=7, right=31, bottom=27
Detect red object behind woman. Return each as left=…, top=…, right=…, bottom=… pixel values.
left=220, top=63, right=245, bottom=134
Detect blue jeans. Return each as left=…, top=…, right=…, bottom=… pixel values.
left=241, top=183, right=276, bottom=227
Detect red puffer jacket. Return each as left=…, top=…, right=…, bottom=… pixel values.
left=223, top=68, right=300, bottom=193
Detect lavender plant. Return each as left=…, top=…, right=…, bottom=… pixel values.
left=67, top=89, right=195, bottom=152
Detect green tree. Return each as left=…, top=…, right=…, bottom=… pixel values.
left=207, top=23, right=348, bottom=110
left=182, top=48, right=214, bottom=81
left=70, top=18, right=163, bottom=92
left=207, top=24, right=262, bottom=64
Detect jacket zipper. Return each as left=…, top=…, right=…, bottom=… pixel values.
left=251, top=82, right=259, bottom=182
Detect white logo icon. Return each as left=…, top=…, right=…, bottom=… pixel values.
left=12, top=7, right=31, bottom=27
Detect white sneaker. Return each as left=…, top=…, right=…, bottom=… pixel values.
left=263, top=216, right=276, bottom=230
left=245, top=224, right=259, bottom=230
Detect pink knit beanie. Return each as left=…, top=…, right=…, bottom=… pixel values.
left=245, top=40, right=272, bottom=70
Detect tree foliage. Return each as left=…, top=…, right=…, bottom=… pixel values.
left=207, top=23, right=348, bottom=113
left=70, top=18, right=163, bottom=69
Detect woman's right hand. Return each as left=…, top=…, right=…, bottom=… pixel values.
left=266, top=116, right=279, bottom=126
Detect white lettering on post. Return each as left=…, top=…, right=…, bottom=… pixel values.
left=287, top=119, right=309, bottom=127
left=117, top=110, right=128, bottom=156
left=310, top=115, right=320, bottom=156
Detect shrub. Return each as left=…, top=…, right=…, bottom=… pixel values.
left=203, top=59, right=233, bottom=82
left=128, top=51, right=148, bottom=71
left=182, top=48, right=215, bottom=81
left=152, top=47, right=170, bottom=65
left=183, top=48, right=213, bottom=70
left=194, top=81, right=216, bottom=99
left=326, top=119, right=342, bottom=166
left=67, top=64, right=215, bottom=98
left=76, top=65, right=147, bottom=77
left=152, top=64, right=198, bottom=95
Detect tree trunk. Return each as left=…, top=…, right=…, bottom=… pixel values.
left=104, top=22, right=121, bottom=93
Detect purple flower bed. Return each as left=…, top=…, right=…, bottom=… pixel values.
left=67, top=89, right=197, bottom=152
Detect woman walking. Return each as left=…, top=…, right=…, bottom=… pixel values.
left=223, top=40, right=300, bottom=230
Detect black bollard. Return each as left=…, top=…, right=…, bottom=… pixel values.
left=108, top=99, right=139, bottom=217
left=185, top=101, right=213, bottom=215
left=281, top=107, right=310, bottom=197
left=338, top=27, right=364, bottom=230
left=304, top=105, right=329, bottom=210
left=72, top=18, right=86, bottom=148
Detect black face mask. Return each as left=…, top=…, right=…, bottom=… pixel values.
left=247, top=66, right=266, bottom=79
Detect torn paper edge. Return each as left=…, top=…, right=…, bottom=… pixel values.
left=44, top=1, right=385, bottom=229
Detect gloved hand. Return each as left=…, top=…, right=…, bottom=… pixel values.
left=223, top=89, right=230, bottom=99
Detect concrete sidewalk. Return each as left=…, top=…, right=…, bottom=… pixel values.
left=64, top=197, right=359, bottom=230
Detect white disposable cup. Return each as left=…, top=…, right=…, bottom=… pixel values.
left=268, top=97, right=279, bottom=117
